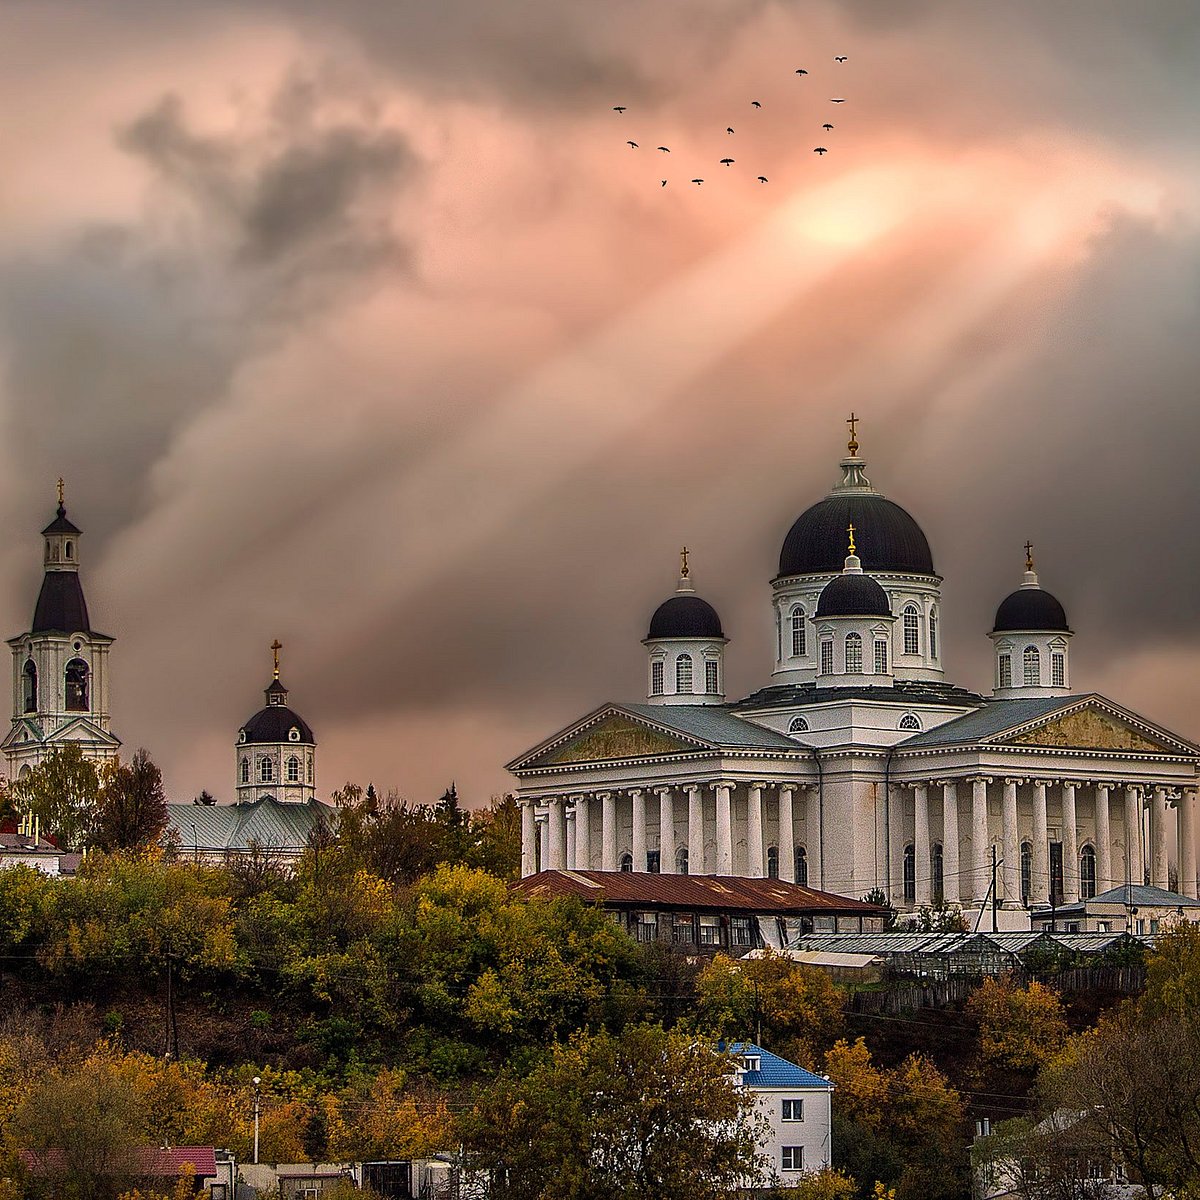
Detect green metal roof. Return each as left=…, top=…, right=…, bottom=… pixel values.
left=166, top=798, right=332, bottom=854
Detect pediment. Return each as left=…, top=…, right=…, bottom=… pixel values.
left=45, top=718, right=121, bottom=749
left=1003, top=703, right=1185, bottom=755
left=519, top=710, right=704, bottom=769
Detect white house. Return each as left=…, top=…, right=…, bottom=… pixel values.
left=731, top=1042, right=834, bottom=1189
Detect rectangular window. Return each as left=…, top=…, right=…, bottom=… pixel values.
left=874, top=640, right=888, bottom=674
left=903, top=609, right=920, bottom=655
left=1051, top=653, right=1065, bottom=687
left=999, top=654, right=1012, bottom=688
left=651, top=660, right=664, bottom=695
left=782, top=1146, right=804, bottom=1171
left=820, top=640, right=834, bottom=675
left=730, top=916, right=753, bottom=946
left=698, top=916, right=721, bottom=945
left=845, top=633, right=862, bottom=673
left=635, top=912, right=658, bottom=943
left=929, top=613, right=938, bottom=658
left=782, top=1098, right=805, bottom=1121
left=791, top=611, right=806, bottom=657
left=673, top=914, right=695, bottom=943
left=705, top=660, right=719, bottom=694
left=646, top=850, right=661, bottom=873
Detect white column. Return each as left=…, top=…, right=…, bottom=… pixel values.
left=565, top=809, right=575, bottom=870
left=1062, top=782, right=1079, bottom=903
left=538, top=818, right=549, bottom=872
left=548, top=796, right=567, bottom=870
left=1181, top=789, right=1198, bottom=899
left=778, top=785, right=795, bottom=882
left=914, top=784, right=931, bottom=906
left=575, top=795, right=591, bottom=871
left=1123, top=785, right=1143, bottom=887
left=687, top=785, right=704, bottom=874
left=631, top=788, right=647, bottom=873
left=942, top=781, right=960, bottom=904
left=715, top=781, right=733, bottom=875
left=890, top=784, right=907, bottom=903
left=1151, top=786, right=1169, bottom=890
left=747, top=782, right=766, bottom=878
left=1094, top=784, right=1112, bottom=892
left=1003, top=779, right=1020, bottom=906
left=806, top=786, right=823, bottom=889
left=657, top=787, right=677, bottom=874
left=1032, top=781, right=1049, bottom=906
left=600, top=792, right=617, bottom=872
left=972, top=778, right=990, bottom=903
left=520, top=799, right=537, bottom=878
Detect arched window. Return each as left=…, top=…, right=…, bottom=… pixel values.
left=22, top=660, right=37, bottom=714
left=1023, top=645, right=1040, bottom=687
left=791, top=607, right=807, bottom=657
left=795, top=846, right=808, bottom=886
left=1080, top=844, right=1097, bottom=900
left=676, top=846, right=689, bottom=875
left=929, top=609, right=938, bottom=659
left=287, top=755, right=301, bottom=782
left=932, top=842, right=944, bottom=903
left=766, top=846, right=779, bottom=879
left=259, top=757, right=274, bottom=784
left=651, top=660, right=665, bottom=696
left=788, top=716, right=810, bottom=733
left=619, top=852, right=634, bottom=873
left=903, top=844, right=916, bottom=903
left=874, top=640, right=888, bottom=674
left=676, top=654, right=693, bottom=693
left=240, top=757, right=250, bottom=785
left=705, top=660, right=720, bottom=695
left=64, top=658, right=89, bottom=711
left=1020, top=841, right=1032, bottom=904
left=903, top=606, right=920, bottom=655
left=898, top=713, right=922, bottom=732
left=1051, top=652, right=1065, bottom=687
left=845, top=632, right=863, bottom=673
left=64, top=541, right=73, bottom=560
left=820, top=640, right=834, bottom=675
left=999, top=654, right=1012, bottom=689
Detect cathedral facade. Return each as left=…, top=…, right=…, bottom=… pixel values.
left=509, top=426, right=1200, bottom=916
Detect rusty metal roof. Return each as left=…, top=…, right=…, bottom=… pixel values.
left=513, top=870, right=880, bottom=914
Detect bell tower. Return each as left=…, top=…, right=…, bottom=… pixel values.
left=3, top=483, right=120, bottom=781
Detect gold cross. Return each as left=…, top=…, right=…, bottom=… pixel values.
left=1024, top=541, right=1034, bottom=572
left=56, top=477, right=64, bottom=506
left=680, top=546, right=690, bottom=578
left=270, top=639, right=282, bottom=679
left=847, top=523, right=857, bottom=556
left=846, top=412, right=859, bottom=455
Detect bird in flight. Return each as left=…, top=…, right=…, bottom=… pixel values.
left=691, top=178, right=704, bottom=185
left=829, top=98, right=846, bottom=103
left=751, top=100, right=762, bottom=108
left=835, top=55, right=848, bottom=62
left=657, top=146, right=671, bottom=152
left=795, top=68, right=808, bottom=75
left=822, top=123, right=834, bottom=131
left=757, top=176, right=768, bottom=183
left=813, top=146, right=828, bottom=154
left=661, top=179, right=667, bottom=186
left=726, top=127, right=735, bottom=134
left=613, top=106, right=626, bottom=113
left=720, top=157, right=735, bottom=166
left=627, top=141, right=639, bottom=148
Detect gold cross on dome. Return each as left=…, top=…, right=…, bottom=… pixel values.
left=270, top=639, right=282, bottom=679
left=680, top=546, right=690, bottom=578
left=846, top=412, right=859, bottom=456
left=1024, top=541, right=1034, bottom=572
left=847, top=523, right=857, bottom=556
left=56, top=477, right=64, bottom=506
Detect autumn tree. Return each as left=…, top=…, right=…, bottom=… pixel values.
left=966, top=976, right=1067, bottom=1072
left=11, top=744, right=101, bottom=849
left=972, top=1114, right=1112, bottom=1200
left=94, top=750, right=168, bottom=852
left=767, top=1167, right=858, bottom=1198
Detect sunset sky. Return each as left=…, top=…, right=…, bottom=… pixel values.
left=1, top=1, right=1198, bottom=807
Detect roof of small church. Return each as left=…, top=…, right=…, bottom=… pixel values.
left=779, top=493, right=934, bottom=578
left=41, top=503, right=81, bottom=537
left=32, top=571, right=90, bottom=634
left=992, top=586, right=1071, bottom=633
left=647, top=594, right=724, bottom=639
left=166, top=797, right=332, bottom=854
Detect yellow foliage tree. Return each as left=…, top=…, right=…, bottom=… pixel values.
left=822, top=1038, right=890, bottom=1132
left=965, top=975, right=1067, bottom=1071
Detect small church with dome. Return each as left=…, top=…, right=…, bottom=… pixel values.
left=509, top=419, right=1200, bottom=923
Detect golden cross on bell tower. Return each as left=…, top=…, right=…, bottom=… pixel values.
left=847, top=522, right=857, bottom=556
left=56, top=477, right=65, bottom=507
left=846, top=412, right=859, bottom=456
left=1024, top=541, right=1034, bottom=572
left=680, top=545, right=690, bottom=579
left=270, top=639, right=282, bottom=679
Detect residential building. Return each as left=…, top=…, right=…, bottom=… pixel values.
left=1028, top=883, right=1200, bottom=935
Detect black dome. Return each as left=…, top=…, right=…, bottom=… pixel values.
left=241, top=705, right=316, bottom=745
left=32, top=572, right=90, bottom=633
left=779, top=494, right=934, bottom=577
left=992, top=588, right=1070, bottom=633
left=647, top=594, right=724, bottom=639
left=816, top=572, right=892, bottom=618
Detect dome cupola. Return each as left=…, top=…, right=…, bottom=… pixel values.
left=643, top=549, right=728, bottom=706
left=989, top=544, right=1073, bottom=698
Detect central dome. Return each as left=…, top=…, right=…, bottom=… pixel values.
left=779, top=493, right=934, bottom=578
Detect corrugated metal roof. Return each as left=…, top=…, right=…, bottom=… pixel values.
left=896, top=697, right=1086, bottom=748
left=22, top=1147, right=217, bottom=1178
left=783, top=930, right=1139, bottom=955
left=513, top=870, right=879, bottom=913
left=620, top=704, right=804, bottom=750
left=1091, top=884, right=1200, bottom=907
left=730, top=1042, right=833, bottom=1090
left=165, top=798, right=332, bottom=853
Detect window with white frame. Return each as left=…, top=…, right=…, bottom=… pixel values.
left=1081, top=844, right=1097, bottom=899
left=874, top=639, right=888, bottom=674
left=820, top=639, right=834, bottom=675
left=903, top=605, right=920, bottom=655
left=898, top=713, right=921, bottom=731
left=999, top=653, right=1012, bottom=689
left=789, top=715, right=810, bottom=733
left=1051, top=652, right=1065, bottom=687
left=240, top=757, right=250, bottom=785
left=781, top=1098, right=804, bottom=1121
left=287, top=756, right=301, bottom=782
left=259, top=756, right=274, bottom=784
left=845, top=632, right=863, bottom=673
left=929, top=608, right=938, bottom=658
left=635, top=912, right=657, bottom=942
left=651, top=660, right=665, bottom=696
left=1024, top=645, right=1040, bottom=686
left=791, top=607, right=807, bottom=656
left=698, top=915, right=720, bottom=945
left=705, top=660, right=720, bottom=694
left=730, top=916, right=754, bottom=946
left=782, top=1147, right=804, bottom=1171
left=676, top=653, right=693, bottom=692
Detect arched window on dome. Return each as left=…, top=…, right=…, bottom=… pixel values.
left=845, top=632, right=863, bottom=673
left=766, top=846, right=779, bottom=879
left=619, top=852, right=634, bottom=873
left=259, top=756, right=274, bottom=784
left=1080, top=844, right=1097, bottom=900
left=22, top=660, right=37, bottom=714
left=898, top=713, right=922, bottom=732
left=903, top=606, right=920, bottom=655
left=795, top=846, right=808, bottom=886
left=998, top=654, right=1012, bottom=689
left=1051, top=652, right=1065, bottom=688
left=676, top=846, right=689, bottom=875
left=932, top=842, right=944, bottom=904
left=874, top=640, right=888, bottom=674
left=287, top=755, right=301, bottom=783
left=1023, top=645, right=1040, bottom=687
left=929, top=608, right=938, bottom=659
left=64, top=658, right=89, bottom=711
left=240, top=757, right=250, bottom=785
left=790, top=607, right=807, bottom=657
left=676, top=654, right=693, bottom=693
left=789, top=716, right=810, bottom=734
left=651, top=660, right=665, bottom=696
left=1020, top=841, right=1032, bottom=904
left=903, top=844, right=915, bottom=904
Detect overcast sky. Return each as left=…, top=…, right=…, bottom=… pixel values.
left=1, top=1, right=1198, bottom=806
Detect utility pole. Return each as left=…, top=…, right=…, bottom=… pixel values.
left=253, top=1076, right=262, bottom=1164
left=992, top=846, right=1000, bottom=933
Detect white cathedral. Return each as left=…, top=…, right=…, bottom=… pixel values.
left=509, top=423, right=1200, bottom=917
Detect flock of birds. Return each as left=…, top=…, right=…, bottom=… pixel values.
left=613, top=57, right=850, bottom=187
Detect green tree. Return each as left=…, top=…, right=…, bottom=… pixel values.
left=94, top=750, right=168, bottom=853
left=461, top=1025, right=765, bottom=1200
left=11, top=744, right=101, bottom=850
left=767, top=1168, right=857, bottom=1199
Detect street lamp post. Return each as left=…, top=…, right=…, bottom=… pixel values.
left=252, top=1076, right=261, bottom=1164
